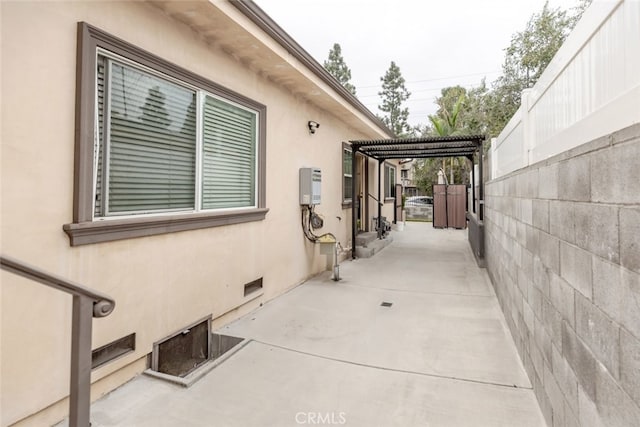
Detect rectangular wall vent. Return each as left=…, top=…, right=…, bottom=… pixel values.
left=244, top=277, right=263, bottom=296
left=92, top=333, right=135, bottom=369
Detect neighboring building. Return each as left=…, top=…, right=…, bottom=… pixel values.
left=399, top=159, right=419, bottom=196
left=0, top=1, right=398, bottom=425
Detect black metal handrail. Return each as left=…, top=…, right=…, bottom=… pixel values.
left=0, top=255, right=116, bottom=427
left=367, top=193, right=385, bottom=206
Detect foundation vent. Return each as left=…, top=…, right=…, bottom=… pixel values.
left=92, top=333, right=135, bottom=369
left=211, top=333, right=244, bottom=359
left=244, top=277, right=263, bottom=296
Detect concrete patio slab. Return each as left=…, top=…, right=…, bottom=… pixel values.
left=84, top=340, right=543, bottom=427
left=66, top=222, right=545, bottom=427
left=222, top=280, right=529, bottom=388
left=222, top=224, right=529, bottom=388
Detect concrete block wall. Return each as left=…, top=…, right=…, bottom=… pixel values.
left=405, top=205, right=433, bottom=221
left=484, top=123, right=640, bottom=427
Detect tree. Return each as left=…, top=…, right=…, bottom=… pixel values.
left=323, top=43, right=356, bottom=96
left=486, top=0, right=590, bottom=136
left=415, top=86, right=482, bottom=189
left=428, top=90, right=464, bottom=137
left=462, top=80, right=490, bottom=135
left=378, top=61, right=411, bottom=136
left=412, top=1, right=593, bottom=190
left=409, top=1, right=591, bottom=140
left=140, top=86, right=170, bottom=128
left=568, top=0, right=593, bottom=28
left=427, top=90, right=470, bottom=185
left=413, top=158, right=441, bottom=196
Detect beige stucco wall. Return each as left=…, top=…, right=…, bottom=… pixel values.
left=0, top=2, right=388, bottom=425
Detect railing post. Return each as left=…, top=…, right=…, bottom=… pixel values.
left=351, top=146, right=357, bottom=259
left=471, top=156, right=476, bottom=215
left=479, top=142, right=484, bottom=222
left=69, top=295, right=94, bottom=427
left=0, top=256, right=114, bottom=426
left=377, top=159, right=383, bottom=239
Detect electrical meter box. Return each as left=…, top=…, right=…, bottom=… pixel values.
left=299, top=167, right=321, bottom=205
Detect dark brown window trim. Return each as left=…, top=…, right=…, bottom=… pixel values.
left=67, top=22, right=267, bottom=245
left=64, top=208, right=269, bottom=246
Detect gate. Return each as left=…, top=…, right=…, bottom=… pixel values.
left=433, top=184, right=447, bottom=228
left=433, top=184, right=467, bottom=229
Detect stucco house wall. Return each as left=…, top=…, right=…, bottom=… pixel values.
left=0, top=1, right=393, bottom=425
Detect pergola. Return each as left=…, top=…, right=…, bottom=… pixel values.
left=348, top=134, right=486, bottom=261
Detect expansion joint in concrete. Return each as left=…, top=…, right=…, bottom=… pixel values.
left=251, top=339, right=532, bottom=391
left=341, top=282, right=495, bottom=298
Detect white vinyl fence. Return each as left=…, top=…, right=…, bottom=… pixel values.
left=491, top=0, right=640, bottom=179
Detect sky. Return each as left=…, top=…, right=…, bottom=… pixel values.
left=255, top=0, right=582, bottom=128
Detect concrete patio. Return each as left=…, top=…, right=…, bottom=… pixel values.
left=76, top=222, right=545, bottom=427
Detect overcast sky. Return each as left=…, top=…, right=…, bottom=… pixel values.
left=255, top=0, right=582, bottom=128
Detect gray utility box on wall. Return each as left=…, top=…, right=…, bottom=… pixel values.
left=299, top=167, right=321, bottom=206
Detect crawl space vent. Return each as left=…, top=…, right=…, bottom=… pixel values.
left=92, top=333, right=135, bottom=369
left=244, top=277, right=263, bottom=296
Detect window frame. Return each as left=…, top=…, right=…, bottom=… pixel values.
left=342, top=142, right=353, bottom=207
left=64, top=23, right=268, bottom=246
left=384, top=162, right=397, bottom=201
left=96, top=51, right=201, bottom=217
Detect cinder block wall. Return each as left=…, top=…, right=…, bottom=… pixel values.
left=484, top=123, right=640, bottom=427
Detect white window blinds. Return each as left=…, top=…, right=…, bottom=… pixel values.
left=343, top=148, right=352, bottom=202
left=202, top=96, right=257, bottom=209
left=94, top=54, right=258, bottom=218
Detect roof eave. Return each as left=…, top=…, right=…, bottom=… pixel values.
left=231, top=0, right=394, bottom=138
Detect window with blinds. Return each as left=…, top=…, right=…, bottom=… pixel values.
left=94, top=53, right=258, bottom=218
left=385, top=164, right=396, bottom=199
left=342, top=147, right=352, bottom=202
left=202, top=97, right=256, bottom=209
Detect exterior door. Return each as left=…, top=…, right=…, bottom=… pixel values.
left=394, top=184, right=402, bottom=223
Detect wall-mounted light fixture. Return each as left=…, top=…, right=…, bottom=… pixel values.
left=307, top=121, right=320, bottom=134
